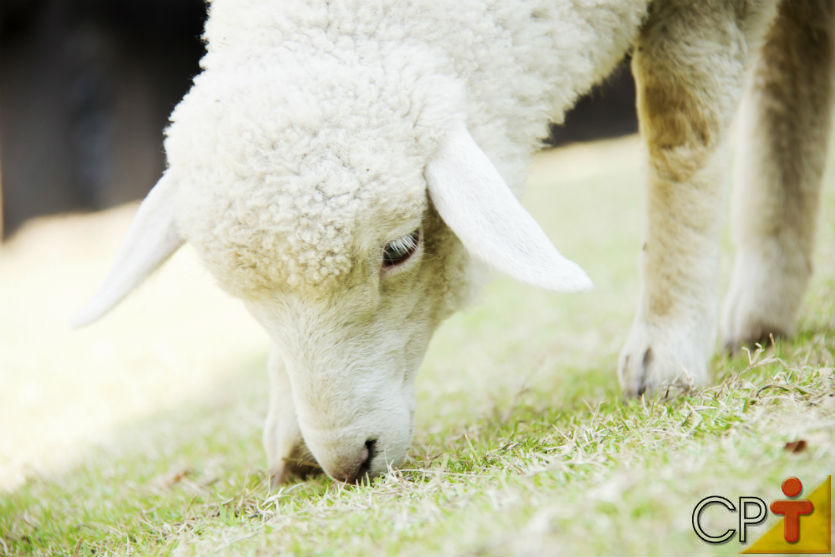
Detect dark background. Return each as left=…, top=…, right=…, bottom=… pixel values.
left=0, top=0, right=636, bottom=239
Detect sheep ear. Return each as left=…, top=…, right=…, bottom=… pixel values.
left=425, top=125, right=592, bottom=292
left=72, top=173, right=184, bottom=327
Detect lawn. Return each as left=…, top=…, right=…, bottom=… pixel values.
left=0, top=134, right=832, bottom=556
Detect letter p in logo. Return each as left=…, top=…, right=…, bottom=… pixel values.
left=739, top=497, right=768, bottom=543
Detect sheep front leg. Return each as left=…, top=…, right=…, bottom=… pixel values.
left=618, top=0, right=778, bottom=397
left=723, top=0, right=835, bottom=350
left=264, top=347, right=320, bottom=486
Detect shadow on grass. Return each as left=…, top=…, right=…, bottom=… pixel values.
left=0, top=347, right=626, bottom=555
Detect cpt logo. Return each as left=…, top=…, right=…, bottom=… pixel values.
left=691, top=476, right=831, bottom=554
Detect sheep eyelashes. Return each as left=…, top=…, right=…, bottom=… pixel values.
left=382, top=230, right=420, bottom=269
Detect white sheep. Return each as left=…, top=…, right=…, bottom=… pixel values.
left=74, top=0, right=834, bottom=484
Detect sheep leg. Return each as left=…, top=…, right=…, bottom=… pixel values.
left=618, top=0, right=779, bottom=397
left=723, top=0, right=835, bottom=350
left=263, top=347, right=321, bottom=486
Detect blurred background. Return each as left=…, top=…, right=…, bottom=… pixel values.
left=0, top=0, right=637, bottom=239
left=0, top=0, right=206, bottom=238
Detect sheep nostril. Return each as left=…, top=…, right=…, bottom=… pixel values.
left=365, top=439, right=377, bottom=460
left=354, top=439, right=377, bottom=483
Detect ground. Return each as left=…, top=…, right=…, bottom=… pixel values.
left=0, top=135, right=832, bottom=556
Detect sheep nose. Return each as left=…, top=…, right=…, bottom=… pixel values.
left=329, top=439, right=377, bottom=483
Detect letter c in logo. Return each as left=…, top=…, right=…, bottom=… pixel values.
left=692, top=496, right=736, bottom=544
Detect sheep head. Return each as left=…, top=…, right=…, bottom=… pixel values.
left=73, top=62, right=590, bottom=483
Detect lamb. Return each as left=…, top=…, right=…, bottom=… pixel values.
left=74, top=0, right=834, bottom=484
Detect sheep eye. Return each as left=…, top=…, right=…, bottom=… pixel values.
left=382, top=230, right=420, bottom=269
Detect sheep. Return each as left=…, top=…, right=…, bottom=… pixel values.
left=74, top=0, right=834, bottom=484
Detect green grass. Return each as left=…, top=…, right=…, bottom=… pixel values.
left=1, top=135, right=833, bottom=555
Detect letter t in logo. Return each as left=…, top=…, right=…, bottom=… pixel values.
left=770, top=477, right=814, bottom=543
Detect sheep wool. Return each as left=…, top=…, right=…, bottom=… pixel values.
left=165, top=0, right=648, bottom=298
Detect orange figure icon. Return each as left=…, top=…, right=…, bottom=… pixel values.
left=769, top=477, right=814, bottom=543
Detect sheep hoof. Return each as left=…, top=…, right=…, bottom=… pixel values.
left=723, top=324, right=786, bottom=355
left=722, top=283, right=791, bottom=355
left=618, top=322, right=709, bottom=398
left=721, top=249, right=802, bottom=356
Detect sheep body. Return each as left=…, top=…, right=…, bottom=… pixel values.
left=76, top=0, right=834, bottom=483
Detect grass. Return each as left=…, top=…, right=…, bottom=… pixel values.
left=0, top=134, right=833, bottom=555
